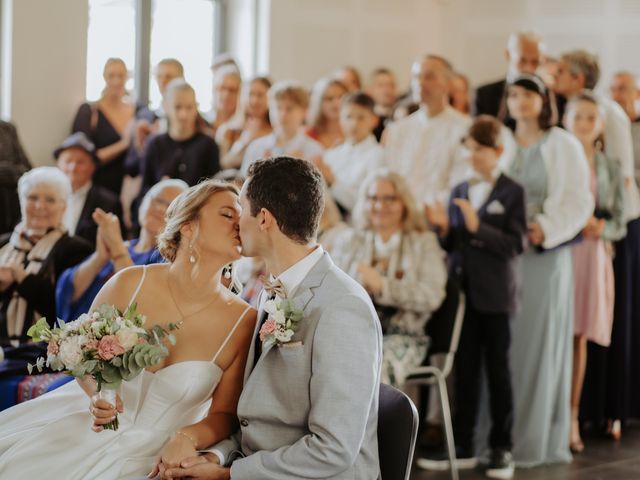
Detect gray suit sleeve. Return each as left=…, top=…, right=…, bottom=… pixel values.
left=206, top=433, right=241, bottom=467
left=230, top=295, right=382, bottom=479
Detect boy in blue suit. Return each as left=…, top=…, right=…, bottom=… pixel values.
left=421, top=115, right=526, bottom=479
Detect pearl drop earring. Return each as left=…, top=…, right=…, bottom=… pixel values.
left=224, top=265, right=232, bottom=279
left=189, top=244, right=196, bottom=264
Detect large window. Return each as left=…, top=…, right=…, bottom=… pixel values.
left=149, top=0, right=215, bottom=110
left=86, top=0, right=216, bottom=107
left=86, top=0, right=136, bottom=101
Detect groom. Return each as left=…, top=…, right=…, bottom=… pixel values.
left=163, top=156, right=382, bottom=479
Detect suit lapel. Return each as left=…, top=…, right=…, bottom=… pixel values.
left=243, top=253, right=332, bottom=383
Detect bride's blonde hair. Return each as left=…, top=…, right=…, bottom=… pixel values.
left=157, top=179, right=240, bottom=262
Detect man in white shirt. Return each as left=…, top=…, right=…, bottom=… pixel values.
left=383, top=54, right=472, bottom=206
left=55, top=132, right=122, bottom=246
left=555, top=50, right=640, bottom=224
left=314, top=92, right=384, bottom=213
left=241, top=82, right=324, bottom=176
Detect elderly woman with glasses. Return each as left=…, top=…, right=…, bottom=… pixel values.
left=331, top=169, right=447, bottom=387
left=0, top=168, right=93, bottom=357
left=56, top=179, right=188, bottom=322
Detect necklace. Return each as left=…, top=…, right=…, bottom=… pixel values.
left=166, top=272, right=225, bottom=321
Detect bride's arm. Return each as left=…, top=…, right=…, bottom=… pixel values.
left=159, top=314, right=255, bottom=468
left=77, top=267, right=142, bottom=428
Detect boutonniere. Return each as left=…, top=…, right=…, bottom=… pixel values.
left=259, top=298, right=304, bottom=348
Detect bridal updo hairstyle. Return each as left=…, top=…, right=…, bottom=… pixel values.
left=157, top=179, right=240, bottom=262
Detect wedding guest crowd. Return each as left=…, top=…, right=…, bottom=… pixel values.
left=2, top=28, right=640, bottom=480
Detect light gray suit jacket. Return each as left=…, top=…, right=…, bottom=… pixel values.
left=215, top=252, right=383, bottom=479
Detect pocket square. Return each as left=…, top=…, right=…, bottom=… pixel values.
left=280, top=341, right=304, bottom=349
left=486, top=199, right=505, bottom=214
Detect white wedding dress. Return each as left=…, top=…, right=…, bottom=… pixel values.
left=0, top=267, right=252, bottom=479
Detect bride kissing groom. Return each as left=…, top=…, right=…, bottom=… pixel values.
left=0, top=156, right=383, bottom=480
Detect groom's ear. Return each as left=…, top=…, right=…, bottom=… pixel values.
left=259, top=208, right=275, bottom=232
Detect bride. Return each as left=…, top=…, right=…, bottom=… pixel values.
left=0, top=179, right=257, bottom=478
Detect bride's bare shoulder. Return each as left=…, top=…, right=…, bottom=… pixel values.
left=91, top=264, right=168, bottom=311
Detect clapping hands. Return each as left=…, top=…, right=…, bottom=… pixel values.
left=425, top=202, right=449, bottom=235
left=92, top=208, right=128, bottom=263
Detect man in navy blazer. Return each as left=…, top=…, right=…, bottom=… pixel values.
left=55, top=133, right=123, bottom=246
left=422, top=116, right=526, bottom=479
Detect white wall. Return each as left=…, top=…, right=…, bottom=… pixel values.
left=230, top=0, right=640, bottom=93
left=2, top=0, right=88, bottom=166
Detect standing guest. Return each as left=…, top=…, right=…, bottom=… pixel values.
left=55, top=132, right=122, bottom=247
left=207, top=65, right=243, bottom=151
left=610, top=71, right=640, bottom=186
left=56, top=179, right=187, bottom=322
left=219, top=76, right=273, bottom=170
left=241, top=81, right=324, bottom=175
left=564, top=92, right=626, bottom=453
left=449, top=72, right=472, bottom=115
left=474, top=32, right=545, bottom=122
left=334, top=65, right=362, bottom=92
left=138, top=79, right=220, bottom=200
left=498, top=74, right=592, bottom=466
left=0, top=168, right=92, bottom=374
left=306, top=77, right=347, bottom=148
left=384, top=54, right=471, bottom=206
left=420, top=115, right=526, bottom=479
left=331, top=170, right=447, bottom=387
left=555, top=52, right=640, bottom=440
left=313, top=92, right=384, bottom=215
left=72, top=58, right=137, bottom=195
left=210, top=52, right=240, bottom=76
left=0, top=121, right=31, bottom=235
left=366, top=68, right=398, bottom=141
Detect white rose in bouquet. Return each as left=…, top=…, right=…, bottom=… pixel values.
left=57, top=335, right=86, bottom=370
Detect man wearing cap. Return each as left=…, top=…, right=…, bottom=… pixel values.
left=55, top=132, right=122, bottom=247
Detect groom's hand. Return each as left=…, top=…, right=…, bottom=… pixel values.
left=163, top=453, right=230, bottom=479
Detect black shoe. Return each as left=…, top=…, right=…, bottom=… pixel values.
left=415, top=446, right=478, bottom=471
left=485, top=449, right=514, bottom=479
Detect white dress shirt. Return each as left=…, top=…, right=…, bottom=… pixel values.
left=324, top=135, right=384, bottom=212
left=62, top=182, right=91, bottom=235
left=384, top=105, right=472, bottom=205
left=268, top=245, right=325, bottom=300
left=598, top=95, right=640, bottom=221
left=467, top=167, right=500, bottom=210
left=241, top=130, right=324, bottom=176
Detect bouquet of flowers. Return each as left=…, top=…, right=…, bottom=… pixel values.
left=27, top=303, right=180, bottom=431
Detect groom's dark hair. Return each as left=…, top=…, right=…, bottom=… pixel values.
left=246, top=156, right=325, bottom=244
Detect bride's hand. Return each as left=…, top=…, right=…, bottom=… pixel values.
left=158, top=432, right=199, bottom=471
left=89, top=394, right=123, bottom=432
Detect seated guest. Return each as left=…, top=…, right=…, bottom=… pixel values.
left=138, top=79, right=220, bottom=200
left=331, top=169, right=447, bottom=387
left=0, top=168, right=92, bottom=372
left=422, top=115, right=526, bottom=478
left=318, top=190, right=349, bottom=251
left=126, top=58, right=185, bottom=177
left=0, top=121, right=31, bottom=235
left=56, top=178, right=187, bottom=322
left=565, top=92, right=626, bottom=452
left=55, top=132, right=122, bottom=247
left=72, top=57, right=138, bottom=195
left=334, top=65, right=363, bottom=92
left=219, top=76, right=273, bottom=170
left=449, top=71, right=471, bottom=115
left=366, top=67, right=398, bottom=141
left=313, top=92, right=384, bottom=215
left=241, top=81, right=324, bottom=175
left=306, top=77, right=347, bottom=148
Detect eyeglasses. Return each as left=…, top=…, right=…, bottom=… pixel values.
left=366, top=194, right=399, bottom=205
left=150, top=196, right=172, bottom=209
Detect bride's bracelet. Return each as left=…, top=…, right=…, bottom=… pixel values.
left=176, top=430, right=198, bottom=449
